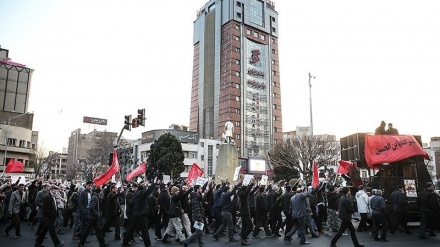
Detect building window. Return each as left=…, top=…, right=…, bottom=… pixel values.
left=235, top=83, right=240, bottom=89
left=271, top=38, right=277, bottom=44
left=254, top=32, right=259, bottom=38
left=32, top=143, right=36, bottom=149
left=235, top=47, right=240, bottom=53
left=7, top=138, right=16, bottom=146
left=19, top=140, right=26, bottom=148
left=237, top=1, right=242, bottom=7
left=236, top=134, right=240, bottom=140
left=237, top=12, right=242, bottom=18
left=200, top=142, right=204, bottom=147
left=273, top=115, right=277, bottom=121
left=247, top=29, right=251, bottom=35
left=235, top=71, right=240, bottom=77
left=271, top=16, right=276, bottom=22
left=236, top=24, right=240, bottom=30
left=274, top=127, right=278, bottom=133
left=235, top=59, right=240, bottom=65
left=201, top=155, right=205, bottom=161
left=272, top=49, right=277, bottom=54
left=237, top=147, right=241, bottom=153
left=271, top=59, right=275, bottom=65
left=235, top=36, right=240, bottom=41
left=208, top=3, right=215, bottom=12
left=273, top=104, right=277, bottom=109
left=273, top=93, right=276, bottom=98
left=235, top=121, right=240, bottom=127
left=362, top=171, right=368, bottom=178
left=261, top=34, right=265, bottom=40
left=235, top=108, right=241, bottom=114
left=272, top=81, right=277, bottom=87
left=191, top=152, right=197, bottom=159
left=272, top=70, right=278, bottom=76
left=272, top=27, right=276, bottom=33
left=236, top=96, right=240, bottom=101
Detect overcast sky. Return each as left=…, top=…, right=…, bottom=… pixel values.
left=1, top=0, right=439, bottom=153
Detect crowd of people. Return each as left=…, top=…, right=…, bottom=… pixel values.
left=0, top=175, right=439, bottom=247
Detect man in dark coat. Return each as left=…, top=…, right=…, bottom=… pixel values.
left=285, top=186, right=311, bottom=244
left=213, top=181, right=242, bottom=242
left=78, top=181, right=93, bottom=238
left=33, top=183, right=50, bottom=236
left=253, top=186, right=272, bottom=238
left=102, top=184, right=122, bottom=240
left=238, top=180, right=255, bottom=245
left=34, top=185, right=64, bottom=247
left=370, top=189, right=388, bottom=241
left=122, top=181, right=159, bottom=247
left=158, top=186, right=171, bottom=232
left=330, top=187, right=364, bottom=247
left=389, top=185, right=411, bottom=235
left=182, top=185, right=205, bottom=247
left=78, top=187, right=108, bottom=247
left=280, top=185, right=294, bottom=236
left=417, top=182, right=440, bottom=239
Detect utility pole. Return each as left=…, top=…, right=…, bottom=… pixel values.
left=308, top=72, right=315, bottom=136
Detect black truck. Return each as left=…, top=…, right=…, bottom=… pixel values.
left=340, top=133, right=432, bottom=222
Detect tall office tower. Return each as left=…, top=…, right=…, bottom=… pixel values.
left=189, top=0, right=282, bottom=158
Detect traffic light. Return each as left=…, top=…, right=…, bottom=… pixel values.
left=124, top=115, right=132, bottom=131
left=137, top=108, right=145, bottom=126
left=132, top=118, right=139, bottom=128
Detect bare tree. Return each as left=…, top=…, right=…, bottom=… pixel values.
left=85, top=132, right=115, bottom=180
left=267, top=134, right=340, bottom=183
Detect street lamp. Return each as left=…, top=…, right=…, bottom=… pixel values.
left=308, top=72, right=316, bottom=136
left=2, top=111, right=32, bottom=178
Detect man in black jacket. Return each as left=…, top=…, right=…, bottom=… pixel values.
left=102, top=184, right=122, bottom=240
left=162, top=186, right=188, bottom=243
left=34, top=185, right=64, bottom=247
left=159, top=186, right=170, bottom=233
left=253, top=186, right=272, bottom=238
left=280, top=185, right=294, bottom=236
left=122, top=181, right=159, bottom=247
left=78, top=181, right=93, bottom=238
left=330, top=187, right=364, bottom=247
left=389, top=185, right=411, bottom=235
left=238, top=180, right=255, bottom=245
left=417, top=182, right=440, bottom=239
left=78, top=187, right=108, bottom=247
left=182, top=185, right=205, bottom=247
left=213, top=181, right=242, bottom=242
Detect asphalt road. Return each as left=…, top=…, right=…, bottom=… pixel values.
left=0, top=221, right=439, bottom=247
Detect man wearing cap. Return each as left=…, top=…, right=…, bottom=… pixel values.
left=417, top=182, right=440, bottom=239
left=355, top=185, right=369, bottom=232
left=34, top=184, right=64, bottom=247
left=4, top=183, right=25, bottom=237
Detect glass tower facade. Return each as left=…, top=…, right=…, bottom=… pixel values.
left=190, top=0, right=282, bottom=158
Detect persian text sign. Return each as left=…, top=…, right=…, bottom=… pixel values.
left=364, top=134, right=429, bottom=166
left=83, top=116, right=108, bottom=125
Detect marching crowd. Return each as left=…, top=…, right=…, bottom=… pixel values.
left=0, top=176, right=440, bottom=247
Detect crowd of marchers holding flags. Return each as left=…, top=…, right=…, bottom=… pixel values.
left=0, top=163, right=439, bottom=247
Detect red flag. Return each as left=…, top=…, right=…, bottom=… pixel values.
left=5, top=159, right=24, bottom=173
left=126, top=162, right=147, bottom=182
left=187, top=163, right=204, bottom=185
left=312, top=161, right=319, bottom=188
left=364, top=134, right=430, bottom=167
left=94, top=149, right=120, bottom=186
left=348, top=163, right=364, bottom=187
left=337, top=160, right=353, bottom=174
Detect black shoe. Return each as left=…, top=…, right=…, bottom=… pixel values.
left=419, top=236, right=429, bottom=239
left=389, top=232, right=398, bottom=236
left=182, top=241, right=188, bottom=247
left=99, top=244, right=109, bottom=247
left=330, top=244, right=337, bottom=247
left=115, top=237, right=121, bottom=241
left=356, top=245, right=365, bottom=247
left=162, top=238, right=172, bottom=243
left=429, top=232, right=437, bottom=236
left=15, top=235, right=22, bottom=238
left=284, top=236, right=291, bottom=242
left=122, top=243, right=133, bottom=246
left=380, top=239, right=389, bottom=242
left=213, top=235, right=219, bottom=240
left=229, top=238, right=239, bottom=242
left=4, top=230, right=9, bottom=237
left=300, top=242, right=311, bottom=244
left=274, top=233, right=282, bottom=237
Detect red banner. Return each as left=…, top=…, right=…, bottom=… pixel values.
left=337, top=160, right=353, bottom=174
left=94, top=149, right=120, bottom=186
left=364, top=134, right=430, bottom=167
left=5, top=159, right=24, bottom=173
left=126, top=162, right=147, bottom=182
left=312, top=161, right=319, bottom=188
left=187, top=163, right=204, bottom=185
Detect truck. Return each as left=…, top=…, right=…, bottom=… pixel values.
left=340, top=133, right=431, bottom=222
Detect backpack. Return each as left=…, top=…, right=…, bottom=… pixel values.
left=67, top=192, right=78, bottom=210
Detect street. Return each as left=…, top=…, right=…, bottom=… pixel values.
left=1, top=221, right=439, bottom=247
